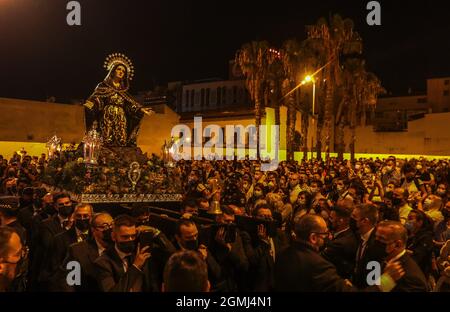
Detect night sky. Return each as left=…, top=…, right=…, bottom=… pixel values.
left=1, top=0, right=449, bottom=102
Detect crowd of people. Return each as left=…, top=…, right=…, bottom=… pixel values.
left=1, top=150, right=450, bottom=292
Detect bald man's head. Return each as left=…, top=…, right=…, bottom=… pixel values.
left=294, top=214, right=327, bottom=241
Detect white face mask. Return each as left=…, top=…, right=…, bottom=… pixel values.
left=310, top=187, right=318, bottom=193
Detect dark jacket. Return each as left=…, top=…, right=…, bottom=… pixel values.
left=241, top=229, right=289, bottom=291
left=407, top=228, right=434, bottom=277
left=48, top=227, right=81, bottom=278
left=322, top=228, right=359, bottom=279
left=174, top=241, right=222, bottom=292
left=94, top=247, right=157, bottom=292
left=17, top=204, right=34, bottom=238
left=32, top=214, right=65, bottom=288
left=275, top=240, right=373, bottom=292
left=390, top=253, right=428, bottom=292
left=51, top=238, right=102, bottom=292
left=352, top=228, right=384, bottom=288
left=209, top=229, right=249, bottom=292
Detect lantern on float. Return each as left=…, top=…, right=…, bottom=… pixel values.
left=46, top=135, right=62, bottom=159
left=82, top=123, right=102, bottom=165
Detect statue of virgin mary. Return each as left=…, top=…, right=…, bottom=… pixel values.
left=83, top=53, right=153, bottom=147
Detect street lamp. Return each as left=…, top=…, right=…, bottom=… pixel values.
left=302, top=75, right=316, bottom=116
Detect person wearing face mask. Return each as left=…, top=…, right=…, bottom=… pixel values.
left=392, top=188, right=413, bottom=225
left=95, top=214, right=156, bottom=292
left=242, top=177, right=254, bottom=204
left=310, top=180, right=324, bottom=206
left=374, top=221, right=428, bottom=291
left=251, top=183, right=266, bottom=203
left=288, top=173, right=302, bottom=205
left=0, top=227, right=28, bottom=292
left=385, top=182, right=396, bottom=194
left=32, top=192, right=74, bottom=290
left=381, top=158, right=401, bottom=187
left=51, top=212, right=114, bottom=292
left=401, top=163, right=427, bottom=199
left=2, top=167, right=18, bottom=196
left=174, top=219, right=221, bottom=291
left=435, top=184, right=448, bottom=203
left=15, top=187, right=34, bottom=233
left=275, top=214, right=405, bottom=291
left=48, top=203, right=93, bottom=280
left=405, top=210, right=434, bottom=278
left=322, top=203, right=358, bottom=279
left=350, top=204, right=382, bottom=288
left=241, top=205, right=289, bottom=291
left=292, top=191, right=314, bottom=224
left=434, top=202, right=450, bottom=247
left=419, top=195, right=444, bottom=223
left=210, top=205, right=249, bottom=292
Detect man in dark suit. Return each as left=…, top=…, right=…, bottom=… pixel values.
left=209, top=205, right=249, bottom=291
left=48, top=203, right=93, bottom=279
left=31, top=192, right=74, bottom=290
left=174, top=219, right=221, bottom=291
left=274, top=214, right=405, bottom=292
left=52, top=212, right=114, bottom=292
left=322, top=202, right=358, bottom=279
left=95, top=214, right=157, bottom=292
left=351, top=204, right=383, bottom=288
left=16, top=187, right=35, bottom=238
left=241, top=205, right=289, bottom=291
left=374, top=220, right=428, bottom=291
left=27, top=192, right=54, bottom=290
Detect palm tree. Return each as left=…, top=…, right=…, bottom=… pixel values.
left=335, top=28, right=363, bottom=161
left=350, top=71, right=385, bottom=161
left=235, top=41, right=271, bottom=159
left=281, top=39, right=302, bottom=161
left=305, top=14, right=357, bottom=160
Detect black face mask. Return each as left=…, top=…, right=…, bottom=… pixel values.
left=183, top=239, right=199, bottom=251
left=43, top=204, right=57, bottom=216
left=59, top=204, right=74, bottom=218
left=442, top=209, right=450, bottom=221
left=20, top=198, right=32, bottom=207
left=75, top=219, right=90, bottom=232
left=392, top=198, right=402, bottom=207
left=371, top=240, right=389, bottom=261
left=349, top=218, right=359, bottom=234
left=33, top=199, right=42, bottom=208
left=117, top=241, right=136, bottom=254
left=102, top=228, right=114, bottom=244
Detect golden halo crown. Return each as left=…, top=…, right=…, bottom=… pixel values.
left=103, top=53, right=135, bottom=80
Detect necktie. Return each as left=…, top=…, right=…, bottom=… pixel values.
left=124, top=255, right=133, bottom=271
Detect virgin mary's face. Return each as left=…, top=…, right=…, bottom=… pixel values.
left=114, top=65, right=126, bottom=80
